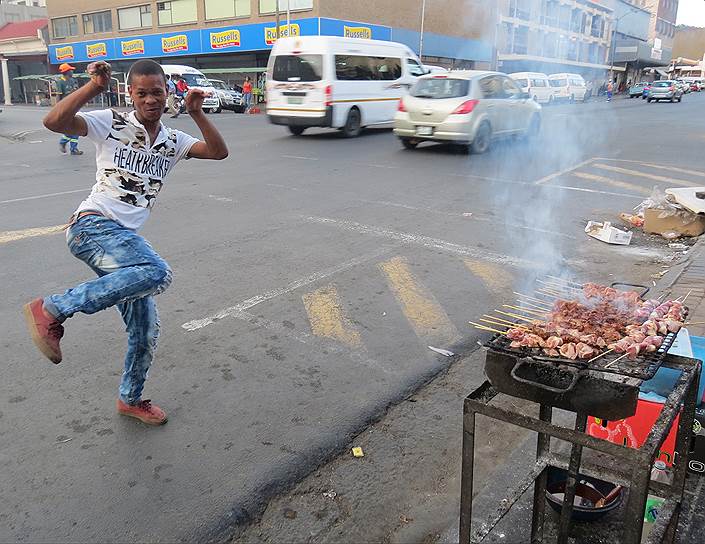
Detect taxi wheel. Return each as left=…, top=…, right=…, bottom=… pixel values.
left=288, top=126, right=306, bottom=136
left=342, top=107, right=362, bottom=138
left=400, top=138, right=418, bottom=150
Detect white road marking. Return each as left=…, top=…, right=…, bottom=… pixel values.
left=28, top=140, right=43, bottom=144
left=549, top=184, right=641, bottom=199
left=0, top=188, right=87, bottom=205
left=207, top=194, right=234, bottom=202
left=534, top=158, right=595, bottom=185
left=364, top=163, right=399, bottom=169
left=282, top=155, right=319, bottom=161
left=181, top=245, right=397, bottom=331
left=302, top=215, right=570, bottom=268
left=0, top=224, right=66, bottom=244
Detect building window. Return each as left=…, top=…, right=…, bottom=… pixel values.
left=540, top=0, right=559, bottom=27
left=509, top=0, right=530, bottom=21
left=590, top=15, right=604, bottom=38
left=157, top=0, right=198, bottom=25
left=259, top=0, right=313, bottom=14
left=512, top=26, right=529, bottom=54
left=52, top=16, right=78, bottom=39
left=118, top=5, right=152, bottom=30
left=205, top=0, right=251, bottom=20
left=83, top=11, right=112, bottom=34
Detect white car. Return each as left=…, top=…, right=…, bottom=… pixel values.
left=509, top=72, right=554, bottom=104
left=548, top=73, right=587, bottom=102
left=266, top=35, right=426, bottom=137
left=394, top=70, right=542, bottom=154
left=162, top=64, right=220, bottom=113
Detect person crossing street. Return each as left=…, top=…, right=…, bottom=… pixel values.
left=56, top=63, right=83, bottom=155
left=24, top=59, right=228, bottom=425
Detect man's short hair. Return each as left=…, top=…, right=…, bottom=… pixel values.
left=127, top=59, right=166, bottom=85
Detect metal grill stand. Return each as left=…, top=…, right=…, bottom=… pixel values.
left=459, top=354, right=701, bottom=544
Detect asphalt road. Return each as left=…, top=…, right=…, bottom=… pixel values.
left=2, top=94, right=705, bottom=542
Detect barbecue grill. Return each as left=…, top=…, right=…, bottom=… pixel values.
left=479, top=280, right=687, bottom=420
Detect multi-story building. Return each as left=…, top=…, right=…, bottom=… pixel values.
left=495, top=0, right=615, bottom=82
left=45, top=0, right=494, bottom=77
left=0, top=0, right=46, bottom=26
left=611, top=0, right=660, bottom=84
left=642, top=0, right=678, bottom=51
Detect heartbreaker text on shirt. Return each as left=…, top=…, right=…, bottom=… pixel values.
left=113, top=146, right=171, bottom=179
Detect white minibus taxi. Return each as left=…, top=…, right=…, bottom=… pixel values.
left=266, top=36, right=426, bottom=137
left=509, top=72, right=554, bottom=104
left=125, top=64, right=220, bottom=112
left=548, top=73, right=587, bottom=102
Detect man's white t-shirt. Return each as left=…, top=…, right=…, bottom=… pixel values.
left=75, top=109, right=199, bottom=230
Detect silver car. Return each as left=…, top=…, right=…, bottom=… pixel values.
left=393, top=70, right=541, bottom=153
left=647, top=81, right=683, bottom=103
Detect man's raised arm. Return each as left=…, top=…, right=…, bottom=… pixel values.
left=43, top=61, right=112, bottom=136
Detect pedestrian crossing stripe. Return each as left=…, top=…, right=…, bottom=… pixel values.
left=378, top=256, right=461, bottom=345
left=464, top=259, right=514, bottom=294
left=592, top=163, right=701, bottom=187
left=571, top=171, right=651, bottom=195
left=302, top=284, right=362, bottom=348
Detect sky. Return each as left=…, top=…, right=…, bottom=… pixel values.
left=677, top=0, right=705, bottom=27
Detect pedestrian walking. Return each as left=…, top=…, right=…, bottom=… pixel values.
left=56, top=63, right=83, bottom=155
left=24, top=59, right=228, bottom=425
left=174, top=76, right=189, bottom=116
left=607, top=80, right=614, bottom=102
left=242, top=76, right=253, bottom=113
left=166, top=74, right=179, bottom=117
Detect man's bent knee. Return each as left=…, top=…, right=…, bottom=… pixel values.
left=149, top=263, right=172, bottom=295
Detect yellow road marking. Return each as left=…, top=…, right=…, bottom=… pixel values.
left=640, top=163, right=705, bottom=179
left=303, top=284, right=362, bottom=348
left=592, top=163, right=700, bottom=187
left=464, top=259, right=514, bottom=294
left=379, top=256, right=460, bottom=344
left=572, top=171, right=651, bottom=195
left=0, top=224, right=66, bottom=245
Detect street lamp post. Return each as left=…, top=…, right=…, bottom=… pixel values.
left=419, top=0, right=426, bottom=59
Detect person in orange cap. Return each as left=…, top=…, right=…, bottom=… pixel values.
left=56, top=63, right=83, bottom=155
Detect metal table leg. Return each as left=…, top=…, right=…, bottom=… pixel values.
left=556, top=412, right=587, bottom=544
left=530, top=404, right=552, bottom=544
left=459, top=407, right=477, bottom=544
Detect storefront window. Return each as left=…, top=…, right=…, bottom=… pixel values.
left=52, top=16, right=78, bottom=39
left=83, top=11, right=112, bottom=34
left=205, top=0, right=251, bottom=19
left=118, top=5, right=152, bottom=30
left=259, top=0, right=313, bottom=14
left=157, top=0, right=197, bottom=26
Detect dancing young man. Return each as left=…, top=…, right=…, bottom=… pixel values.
left=24, top=59, right=228, bottom=425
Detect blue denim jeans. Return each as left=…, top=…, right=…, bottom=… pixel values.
left=44, top=215, right=172, bottom=405
left=59, top=134, right=79, bottom=152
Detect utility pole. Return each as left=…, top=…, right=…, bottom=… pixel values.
left=275, top=1, right=281, bottom=39
left=286, top=0, right=291, bottom=29
left=419, top=0, right=426, bottom=59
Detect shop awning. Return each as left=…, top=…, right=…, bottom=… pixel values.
left=200, top=67, right=266, bottom=74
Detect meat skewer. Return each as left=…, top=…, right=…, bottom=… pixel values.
left=545, top=275, right=584, bottom=289
left=483, top=315, right=529, bottom=328
left=604, top=352, right=628, bottom=369
left=587, top=349, right=614, bottom=363
left=513, top=292, right=553, bottom=307
left=494, top=310, right=543, bottom=324
left=469, top=322, right=508, bottom=335
left=503, top=305, right=549, bottom=317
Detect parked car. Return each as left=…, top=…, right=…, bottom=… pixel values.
left=548, top=73, right=587, bottom=102
left=393, top=70, right=542, bottom=154
left=266, top=35, right=426, bottom=137
left=209, top=78, right=245, bottom=112
left=628, top=82, right=649, bottom=98
left=647, top=80, right=683, bottom=103
left=509, top=72, right=554, bottom=104
left=690, top=81, right=702, bottom=92
left=641, top=83, right=652, bottom=99
left=675, top=80, right=690, bottom=94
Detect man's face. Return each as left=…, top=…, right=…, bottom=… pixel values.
left=64, top=70, right=73, bottom=78
left=128, top=74, right=167, bottom=123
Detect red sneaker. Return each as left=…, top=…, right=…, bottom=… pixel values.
left=116, top=399, right=168, bottom=425
left=23, top=298, right=64, bottom=364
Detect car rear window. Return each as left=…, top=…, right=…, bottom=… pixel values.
left=549, top=79, right=567, bottom=87
left=272, top=55, right=323, bottom=82
left=411, top=78, right=470, bottom=99
left=653, top=81, right=671, bottom=87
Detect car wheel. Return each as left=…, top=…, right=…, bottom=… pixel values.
left=288, top=126, right=306, bottom=136
left=678, top=96, right=682, bottom=102
left=670, top=97, right=675, bottom=103
left=215, top=106, right=222, bottom=113
left=400, top=138, right=418, bottom=150
left=647, top=98, right=652, bottom=103
left=341, top=107, right=362, bottom=138
left=471, top=122, right=491, bottom=154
